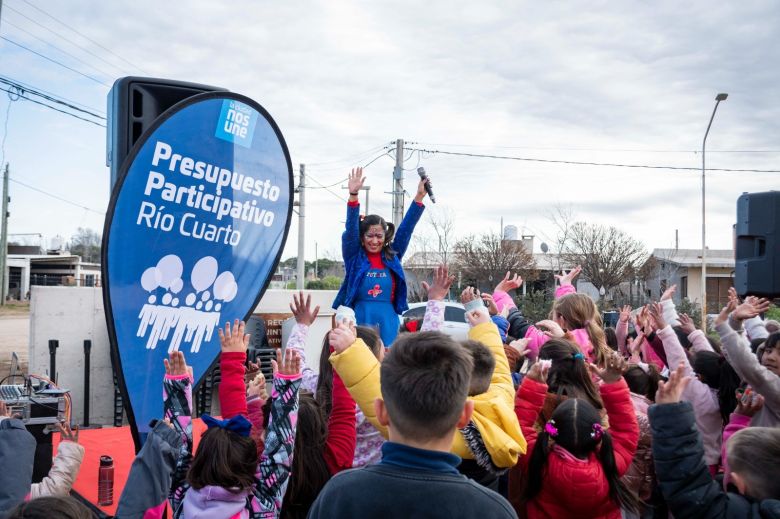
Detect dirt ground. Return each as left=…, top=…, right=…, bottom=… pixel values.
left=0, top=302, right=30, bottom=377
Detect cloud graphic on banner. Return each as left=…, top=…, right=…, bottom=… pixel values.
left=136, top=254, right=238, bottom=353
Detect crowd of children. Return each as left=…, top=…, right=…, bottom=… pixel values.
left=2, top=187, right=780, bottom=519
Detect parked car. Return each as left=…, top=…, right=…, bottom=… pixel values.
left=401, top=301, right=470, bottom=340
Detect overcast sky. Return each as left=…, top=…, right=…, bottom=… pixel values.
left=2, top=0, right=779, bottom=263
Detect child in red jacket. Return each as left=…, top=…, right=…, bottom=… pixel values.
left=516, top=353, right=640, bottom=519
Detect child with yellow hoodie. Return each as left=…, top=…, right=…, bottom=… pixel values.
left=329, top=265, right=526, bottom=488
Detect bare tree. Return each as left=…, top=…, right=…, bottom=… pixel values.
left=561, top=222, right=648, bottom=294
left=452, top=232, right=537, bottom=292
left=404, top=207, right=457, bottom=302
left=69, top=227, right=102, bottom=263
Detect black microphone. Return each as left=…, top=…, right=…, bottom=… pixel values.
left=417, top=167, right=436, bottom=203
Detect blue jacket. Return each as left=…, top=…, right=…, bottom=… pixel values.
left=0, top=418, right=36, bottom=513
left=332, top=202, right=424, bottom=315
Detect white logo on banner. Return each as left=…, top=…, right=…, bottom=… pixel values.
left=136, top=254, right=238, bottom=353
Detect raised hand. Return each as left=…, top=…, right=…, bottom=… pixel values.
left=414, top=176, right=431, bottom=203
left=507, top=338, right=530, bottom=358
left=555, top=266, right=582, bottom=287
left=655, top=362, right=691, bottom=404
left=495, top=271, right=523, bottom=293
left=619, top=305, right=632, bottom=324
left=272, top=348, right=302, bottom=377
left=219, top=319, right=250, bottom=353
left=421, top=264, right=455, bottom=301
left=733, top=297, right=772, bottom=322
left=735, top=387, right=764, bottom=417
left=728, top=287, right=740, bottom=307
left=290, top=292, right=320, bottom=326
left=648, top=302, right=667, bottom=331
left=164, top=350, right=193, bottom=379
left=589, top=352, right=627, bottom=384
left=329, top=322, right=357, bottom=354
left=247, top=372, right=268, bottom=400
left=526, top=360, right=551, bottom=383
left=714, top=298, right=738, bottom=327
left=460, top=286, right=480, bottom=305
left=466, top=309, right=491, bottom=327
left=57, top=421, right=80, bottom=443
left=481, top=293, right=499, bottom=316
left=678, top=313, right=696, bottom=335
left=535, top=319, right=565, bottom=338
left=660, top=284, right=677, bottom=302
left=245, top=361, right=261, bottom=384
left=347, top=167, right=365, bottom=195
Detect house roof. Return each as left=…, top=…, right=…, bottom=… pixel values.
left=651, top=248, right=734, bottom=268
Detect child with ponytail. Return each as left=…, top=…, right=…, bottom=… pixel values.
left=521, top=266, right=612, bottom=367
left=515, top=352, right=640, bottom=518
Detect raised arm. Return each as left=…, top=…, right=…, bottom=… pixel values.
left=391, top=199, right=425, bottom=260
left=323, top=369, right=357, bottom=475
left=218, top=319, right=250, bottom=419
left=421, top=264, right=455, bottom=332
left=30, top=423, right=84, bottom=498
left=287, top=292, right=321, bottom=392
left=679, top=313, right=713, bottom=353
left=616, top=305, right=631, bottom=357
left=162, top=351, right=194, bottom=511
left=255, top=349, right=302, bottom=516
left=342, top=168, right=365, bottom=260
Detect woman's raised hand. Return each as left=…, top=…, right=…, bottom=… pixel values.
left=414, top=177, right=431, bottom=203
left=348, top=167, right=365, bottom=195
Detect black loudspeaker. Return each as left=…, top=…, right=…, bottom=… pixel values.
left=735, top=191, right=780, bottom=298
left=106, top=77, right=228, bottom=189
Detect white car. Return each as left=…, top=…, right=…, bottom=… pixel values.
left=401, top=301, right=470, bottom=340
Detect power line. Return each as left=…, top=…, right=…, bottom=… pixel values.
left=12, top=0, right=149, bottom=74
left=1, top=36, right=111, bottom=87
left=0, top=77, right=106, bottom=120
left=0, top=86, right=106, bottom=127
left=407, top=147, right=780, bottom=174
left=0, top=73, right=105, bottom=115
left=306, top=150, right=395, bottom=190
left=413, top=141, right=780, bottom=154
left=9, top=177, right=105, bottom=214
left=305, top=144, right=390, bottom=167
left=2, top=18, right=118, bottom=80
left=306, top=173, right=347, bottom=202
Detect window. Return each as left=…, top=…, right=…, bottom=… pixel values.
left=660, top=279, right=668, bottom=297
left=680, top=276, right=688, bottom=299
left=444, top=306, right=466, bottom=323
left=706, top=277, right=734, bottom=311
left=403, top=306, right=426, bottom=320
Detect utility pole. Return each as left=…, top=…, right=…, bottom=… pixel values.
left=0, top=164, right=9, bottom=305
left=392, top=138, right=404, bottom=227
left=342, top=184, right=370, bottom=214
left=295, top=164, right=305, bottom=290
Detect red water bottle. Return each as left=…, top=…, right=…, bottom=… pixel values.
left=98, top=455, right=114, bottom=506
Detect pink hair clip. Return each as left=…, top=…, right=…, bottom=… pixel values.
left=544, top=420, right=558, bottom=437
left=591, top=423, right=604, bottom=440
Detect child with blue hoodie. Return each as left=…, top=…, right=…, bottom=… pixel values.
left=117, top=320, right=302, bottom=519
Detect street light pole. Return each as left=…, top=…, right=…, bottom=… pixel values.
left=701, top=92, right=728, bottom=331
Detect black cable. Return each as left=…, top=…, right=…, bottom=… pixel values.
left=9, top=176, right=106, bottom=214
left=0, top=86, right=106, bottom=127
left=15, top=0, right=150, bottom=74
left=306, top=173, right=347, bottom=202
left=1, top=73, right=106, bottom=115
left=406, top=147, right=780, bottom=174
left=0, top=78, right=106, bottom=120
left=1, top=36, right=111, bottom=87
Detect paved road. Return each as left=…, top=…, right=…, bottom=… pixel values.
left=0, top=315, right=29, bottom=374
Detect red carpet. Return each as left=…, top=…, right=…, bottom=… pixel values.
left=53, top=419, right=209, bottom=517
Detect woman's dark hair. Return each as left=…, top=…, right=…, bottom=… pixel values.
left=6, top=496, right=95, bottom=518
left=281, top=392, right=331, bottom=519
left=188, top=427, right=258, bottom=491
left=539, top=338, right=603, bottom=410
left=522, top=398, right=639, bottom=513
left=604, top=327, right=618, bottom=351
left=623, top=364, right=661, bottom=402
left=316, top=325, right=382, bottom=418
left=672, top=326, right=692, bottom=349
left=693, top=351, right=742, bottom=423
left=359, top=214, right=396, bottom=259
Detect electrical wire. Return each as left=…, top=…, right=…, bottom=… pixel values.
left=0, top=86, right=106, bottom=127
left=0, top=77, right=106, bottom=120
left=14, top=0, right=150, bottom=75
left=9, top=176, right=106, bottom=214
left=406, top=147, right=780, bottom=174
left=413, top=141, right=780, bottom=154
left=0, top=73, right=106, bottom=115
left=306, top=173, right=348, bottom=202
left=1, top=36, right=111, bottom=87
left=2, top=17, right=119, bottom=80
left=306, top=150, right=395, bottom=190
left=305, top=144, right=390, bottom=167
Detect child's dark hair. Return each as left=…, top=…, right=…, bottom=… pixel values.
left=380, top=331, right=473, bottom=441
left=188, top=427, right=257, bottom=491
left=758, top=332, right=779, bottom=364
left=316, top=325, right=382, bottom=418
left=604, top=327, right=618, bottom=351
left=622, top=363, right=661, bottom=402
left=539, top=339, right=603, bottom=410
left=692, top=351, right=742, bottom=423
left=460, top=339, right=495, bottom=396
left=359, top=214, right=396, bottom=259
left=727, top=427, right=780, bottom=500
left=6, top=496, right=95, bottom=518
left=281, top=392, right=330, bottom=519
left=673, top=326, right=692, bottom=349
left=522, top=398, right=639, bottom=513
